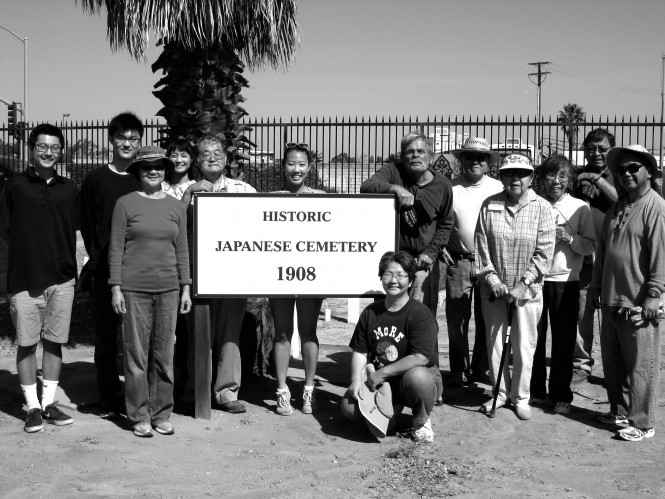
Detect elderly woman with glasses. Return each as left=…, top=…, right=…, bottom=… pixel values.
left=181, top=136, right=257, bottom=414
left=474, top=154, right=555, bottom=420
left=269, top=143, right=326, bottom=416
left=108, top=146, right=192, bottom=437
left=530, top=155, right=596, bottom=415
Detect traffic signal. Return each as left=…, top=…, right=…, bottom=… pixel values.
left=7, top=102, right=18, bottom=129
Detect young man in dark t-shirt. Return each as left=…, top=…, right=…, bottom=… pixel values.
left=80, top=112, right=143, bottom=418
left=0, top=124, right=79, bottom=432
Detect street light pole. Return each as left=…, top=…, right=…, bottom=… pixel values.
left=0, top=25, right=29, bottom=124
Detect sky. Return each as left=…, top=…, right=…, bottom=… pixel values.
left=0, top=0, right=664, bottom=124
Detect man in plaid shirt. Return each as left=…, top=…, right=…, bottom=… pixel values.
left=474, top=154, right=555, bottom=420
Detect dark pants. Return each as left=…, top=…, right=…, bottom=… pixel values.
left=91, top=278, right=122, bottom=408
left=442, top=257, right=488, bottom=376
left=531, top=281, right=579, bottom=403
left=391, top=365, right=441, bottom=426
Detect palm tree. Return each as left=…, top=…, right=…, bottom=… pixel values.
left=79, top=1, right=300, bottom=166
left=557, top=103, right=586, bottom=157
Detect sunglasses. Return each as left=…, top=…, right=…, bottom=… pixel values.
left=139, top=164, right=166, bottom=171
left=463, top=153, right=489, bottom=162
left=500, top=169, right=532, bottom=178
left=285, top=142, right=310, bottom=153
left=617, top=162, right=643, bottom=175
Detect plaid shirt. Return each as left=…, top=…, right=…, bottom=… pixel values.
left=474, top=189, right=555, bottom=293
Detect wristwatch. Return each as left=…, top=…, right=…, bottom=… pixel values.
left=647, top=288, right=661, bottom=298
left=520, top=276, right=532, bottom=287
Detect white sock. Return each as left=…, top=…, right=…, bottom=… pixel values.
left=303, top=385, right=314, bottom=393
left=277, top=387, right=289, bottom=394
left=41, top=379, right=59, bottom=409
left=21, top=383, right=40, bottom=411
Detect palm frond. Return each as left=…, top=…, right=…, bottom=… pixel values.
left=78, top=0, right=300, bottom=68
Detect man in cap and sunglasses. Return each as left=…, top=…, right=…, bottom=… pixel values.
left=443, top=138, right=502, bottom=387
left=589, top=144, right=665, bottom=442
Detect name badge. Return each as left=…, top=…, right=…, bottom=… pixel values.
left=488, top=201, right=505, bottom=212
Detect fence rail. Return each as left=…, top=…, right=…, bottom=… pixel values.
left=1, top=116, right=663, bottom=192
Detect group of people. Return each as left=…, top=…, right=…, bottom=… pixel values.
left=2, top=117, right=662, bottom=444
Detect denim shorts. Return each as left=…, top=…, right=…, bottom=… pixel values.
left=9, top=279, right=75, bottom=347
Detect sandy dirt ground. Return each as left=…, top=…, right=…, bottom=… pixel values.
left=0, top=297, right=664, bottom=498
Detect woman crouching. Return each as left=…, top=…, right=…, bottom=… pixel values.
left=342, top=251, right=441, bottom=443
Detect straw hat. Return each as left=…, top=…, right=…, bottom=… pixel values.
left=606, top=144, right=658, bottom=174
left=339, top=365, right=394, bottom=438
left=498, top=153, right=534, bottom=172
left=126, top=145, right=175, bottom=175
left=452, top=137, right=500, bottom=165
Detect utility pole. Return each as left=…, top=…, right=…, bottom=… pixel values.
left=528, top=61, right=551, bottom=162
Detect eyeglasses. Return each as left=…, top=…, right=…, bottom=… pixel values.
left=544, top=173, right=569, bottom=182
left=500, top=169, right=532, bottom=178
left=113, top=135, right=141, bottom=147
left=381, top=272, right=409, bottom=281
left=285, top=142, right=310, bottom=153
left=200, top=152, right=225, bottom=162
left=617, top=162, right=644, bottom=175
left=34, top=143, right=62, bottom=154
left=585, top=146, right=610, bottom=154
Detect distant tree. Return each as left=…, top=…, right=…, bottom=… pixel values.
left=331, top=152, right=351, bottom=164
left=557, top=103, right=586, bottom=157
left=308, top=150, right=323, bottom=165
left=386, top=153, right=401, bottom=165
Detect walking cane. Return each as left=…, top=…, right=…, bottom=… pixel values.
left=488, top=300, right=517, bottom=418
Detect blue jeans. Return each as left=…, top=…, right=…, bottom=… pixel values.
left=442, top=258, right=487, bottom=376
left=531, top=281, right=579, bottom=403
left=390, top=365, right=441, bottom=426
left=600, top=306, right=661, bottom=428
left=122, top=290, right=178, bottom=426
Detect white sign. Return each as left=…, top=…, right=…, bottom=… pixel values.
left=194, top=193, right=397, bottom=297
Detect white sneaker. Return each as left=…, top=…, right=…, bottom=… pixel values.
left=413, top=418, right=434, bottom=443
left=302, top=388, right=317, bottom=414
left=276, top=388, right=293, bottom=416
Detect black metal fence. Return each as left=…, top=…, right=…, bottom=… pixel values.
left=1, top=116, right=663, bottom=192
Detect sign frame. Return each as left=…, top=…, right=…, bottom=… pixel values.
left=193, top=193, right=398, bottom=298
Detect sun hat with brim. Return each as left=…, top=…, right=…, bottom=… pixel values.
left=452, top=137, right=500, bottom=165
left=498, top=153, right=534, bottom=172
left=126, top=145, right=175, bottom=175
left=357, top=365, right=394, bottom=438
left=606, top=144, right=658, bottom=174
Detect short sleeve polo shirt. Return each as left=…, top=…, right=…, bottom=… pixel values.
left=0, top=168, right=80, bottom=293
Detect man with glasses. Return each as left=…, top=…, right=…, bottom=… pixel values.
left=443, top=138, right=503, bottom=387
left=0, top=124, right=79, bottom=432
left=81, top=112, right=143, bottom=418
left=572, top=129, right=618, bottom=383
left=182, top=136, right=256, bottom=414
left=589, top=144, right=665, bottom=441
